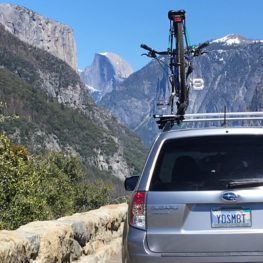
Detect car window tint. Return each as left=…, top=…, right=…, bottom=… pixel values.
left=150, top=135, right=263, bottom=191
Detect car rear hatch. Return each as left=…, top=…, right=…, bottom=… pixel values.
left=146, top=134, right=263, bottom=254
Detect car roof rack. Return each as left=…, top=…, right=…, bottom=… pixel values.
left=153, top=111, right=263, bottom=131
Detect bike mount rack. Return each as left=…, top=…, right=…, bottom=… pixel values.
left=153, top=112, right=263, bottom=131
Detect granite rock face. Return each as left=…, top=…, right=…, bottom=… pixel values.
left=81, top=52, right=133, bottom=102
left=0, top=3, right=77, bottom=70
left=0, top=21, right=146, bottom=181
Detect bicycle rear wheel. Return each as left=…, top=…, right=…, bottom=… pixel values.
left=175, top=21, right=187, bottom=113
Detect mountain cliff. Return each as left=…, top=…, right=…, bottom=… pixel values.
left=0, top=3, right=77, bottom=70
left=94, top=35, right=263, bottom=145
left=80, top=52, right=133, bottom=102
left=188, top=35, right=263, bottom=113
left=0, top=23, right=146, bottom=182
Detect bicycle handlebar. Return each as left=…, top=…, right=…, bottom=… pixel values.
left=141, top=44, right=157, bottom=58
left=188, top=42, right=209, bottom=56
left=141, top=44, right=170, bottom=57
left=198, top=42, right=209, bottom=50
left=140, top=44, right=154, bottom=52
left=141, top=41, right=209, bottom=58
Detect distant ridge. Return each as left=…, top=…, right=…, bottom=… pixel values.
left=211, top=34, right=263, bottom=45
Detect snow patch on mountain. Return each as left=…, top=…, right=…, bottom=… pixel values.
left=211, top=34, right=260, bottom=45
left=85, top=84, right=99, bottom=93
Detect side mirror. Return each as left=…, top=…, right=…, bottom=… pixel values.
left=124, top=176, right=139, bottom=191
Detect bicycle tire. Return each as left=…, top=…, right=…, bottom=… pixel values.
left=175, top=21, right=187, bottom=106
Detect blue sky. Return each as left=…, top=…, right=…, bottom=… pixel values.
left=1, top=0, right=263, bottom=71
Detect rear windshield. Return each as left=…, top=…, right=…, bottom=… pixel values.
left=150, top=135, right=263, bottom=191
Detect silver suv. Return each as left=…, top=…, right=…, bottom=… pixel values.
left=123, top=127, right=263, bottom=263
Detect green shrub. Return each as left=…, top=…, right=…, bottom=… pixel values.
left=0, top=134, right=52, bottom=229
left=0, top=134, right=113, bottom=230
left=75, top=179, right=112, bottom=212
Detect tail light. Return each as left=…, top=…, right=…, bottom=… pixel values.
left=130, top=191, right=146, bottom=230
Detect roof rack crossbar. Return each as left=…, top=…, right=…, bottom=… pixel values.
left=153, top=111, right=263, bottom=130
left=183, top=116, right=263, bottom=122
left=154, top=112, right=263, bottom=119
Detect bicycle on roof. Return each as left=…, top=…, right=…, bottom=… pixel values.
left=141, top=10, right=208, bottom=129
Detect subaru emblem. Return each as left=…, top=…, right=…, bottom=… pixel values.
left=222, top=192, right=238, bottom=201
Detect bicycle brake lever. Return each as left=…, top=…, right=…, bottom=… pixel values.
left=149, top=51, right=157, bottom=58
left=190, top=41, right=209, bottom=56
left=141, top=52, right=157, bottom=58
left=145, top=52, right=157, bottom=58
left=193, top=49, right=208, bottom=57
left=198, top=41, right=209, bottom=49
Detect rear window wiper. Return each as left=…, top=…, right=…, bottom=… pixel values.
left=227, top=178, right=263, bottom=189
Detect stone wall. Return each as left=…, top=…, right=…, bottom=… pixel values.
left=0, top=203, right=127, bottom=263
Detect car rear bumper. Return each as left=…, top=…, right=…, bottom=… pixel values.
left=123, top=226, right=263, bottom=263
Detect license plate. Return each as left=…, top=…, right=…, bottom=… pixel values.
left=211, top=209, right=251, bottom=228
